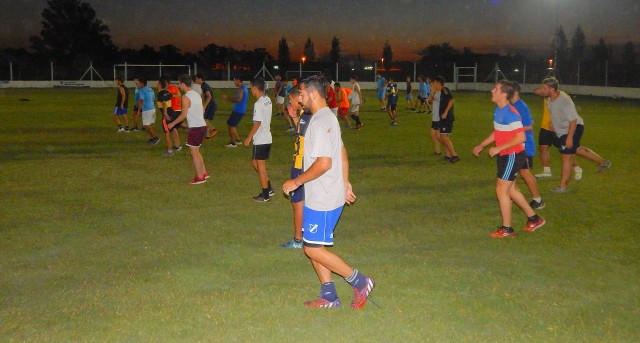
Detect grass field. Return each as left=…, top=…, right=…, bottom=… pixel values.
left=1, top=86, right=639, bottom=342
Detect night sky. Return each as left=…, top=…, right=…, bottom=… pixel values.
left=2, top=0, right=639, bottom=60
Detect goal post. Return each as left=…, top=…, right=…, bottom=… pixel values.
left=453, top=63, right=478, bottom=90
left=113, top=63, right=192, bottom=81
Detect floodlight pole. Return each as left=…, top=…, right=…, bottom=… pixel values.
left=51, top=61, right=54, bottom=82
left=413, top=62, right=416, bottom=82
left=194, top=62, right=197, bottom=76
left=336, top=63, right=339, bottom=82
left=159, top=62, right=162, bottom=78
left=124, top=62, right=128, bottom=81
left=9, top=62, right=13, bottom=81
left=373, top=62, right=377, bottom=81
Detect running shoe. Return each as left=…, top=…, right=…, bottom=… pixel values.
left=161, top=150, right=174, bottom=157
left=117, top=127, right=126, bottom=133
left=173, top=145, right=182, bottom=152
left=151, top=137, right=160, bottom=145
left=490, top=226, right=516, bottom=238
left=351, top=277, right=375, bottom=310
left=529, top=199, right=546, bottom=210
left=449, top=156, right=460, bottom=164
left=522, top=216, right=546, bottom=232
left=252, top=194, right=271, bottom=202
left=535, top=171, right=552, bottom=178
left=280, top=239, right=303, bottom=249
left=189, top=176, right=207, bottom=185
left=574, top=167, right=583, bottom=181
left=304, top=297, right=341, bottom=308
left=225, top=143, right=237, bottom=148
left=268, top=189, right=275, bottom=197
left=597, top=160, right=611, bottom=172
left=550, top=186, right=569, bottom=193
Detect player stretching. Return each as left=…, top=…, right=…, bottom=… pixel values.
left=473, top=80, right=545, bottom=238
left=222, top=77, right=249, bottom=147
left=283, top=75, right=375, bottom=309
left=243, top=78, right=274, bottom=202
left=168, top=75, right=208, bottom=185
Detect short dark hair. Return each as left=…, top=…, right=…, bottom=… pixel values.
left=349, top=75, right=358, bottom=81
left=334, top=82, right=341, bottom=88
left=233, top=75, right=243, bottom=81
left=432, top=76, right=445, bottom=85
left=542, top=77, right=559, bottom=90
left=302, top=75, right=328, bottom=99
left=498, top=80, right=516, bottom=100
left=138, top=77, right=147, bottom=86
left=195, top=74, right=204, bottom=81
left=178, top=74, right=192, bottom=87
left=115, top=77, right=123, bottom=83
left=158, top=78, right=167, bottom=89
left=251, top=77, right=266, bottom=92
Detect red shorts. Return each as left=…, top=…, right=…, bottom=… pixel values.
left=338, top=107, right=349, bottom=116
left=187, top=126, right=207, bottom=147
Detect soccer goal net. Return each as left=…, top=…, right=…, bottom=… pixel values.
left=113, top=63, right=191, bottom=82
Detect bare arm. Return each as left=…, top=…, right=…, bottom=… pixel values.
left=488, top=132, right=525, bottom=157
left=168, top=95, right=190, bottom=129
left=243, top=121, right=261, bottom=147
left=118, top=87, right=126, bottom=108
left=342, top=145, right=356, bottom=204
left=442, top=98, right=455, bottom=119
left=565, top=119, right=577, bottom=149
left=282, top=156, right=332, bottom=195
left=473, top=133, right=496, bottom=156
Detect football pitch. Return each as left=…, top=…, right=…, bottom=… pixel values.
left=1, top=87, right=638, bottom=342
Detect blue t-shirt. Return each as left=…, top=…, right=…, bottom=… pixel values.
left=377, top=77, right=386, bottom=92
left=139, top=86, right=155, bottom=111
left=513, top=99, right=535, bottom=157
left=233, top=84, right=249, bottom=114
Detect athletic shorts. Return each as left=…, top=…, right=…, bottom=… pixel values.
left=386, top=98, right=397, bottom=110
left=377, top=90, right=386, bottom=100
left=338, top=107, right=349, bottom=116
left=497, top=151, right=527, bottom=181
left=186, top=126, right=207, bottom=147
left=252, top=143, right=271, bottom=160
left=418, top=96, right=426, bottom=104
left=439, top=120, right=454, bottom=134
left=113, top=106, right=127, bottom=115
left=349, top=104, right=360, bottom=113
left=302, top=205, right=344, bottom=246
left=538, top=128, right=558, bottom=146
left=141, top=109, right=156, bottom=126
left=289, top=168, right=305, bottom=203
left=227, top=111, right=244, bottom=127
left=276, top=96, right=285, bottom=105
left=555, top=124, right=584, bottom=155
left=521, top=156, right=533, bottom=170
left=406, top=94, right=413, bottom=100
left=431, top=121, right=440, bottom=130
left=204, top=102, right=217, bottom=120
left=162, top=109, right=182, bottom=133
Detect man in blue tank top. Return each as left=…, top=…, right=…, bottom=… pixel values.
left=222, top=76, right=249, bottom=147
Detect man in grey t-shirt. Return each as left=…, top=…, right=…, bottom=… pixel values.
left=540, top=77, right=611, bottom=193
left=282, top=76, right=375, bottom=310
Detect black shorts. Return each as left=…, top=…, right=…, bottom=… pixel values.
left=538, top=128, right=558, bottom=146
left=431, top=121, right=440, bottom=130
left=227, top=111, right=244, bottom=127
left=439, top=120, right=453, bottom=134
left=497, top=151, right=527, bottom=181
left=555, top=124, right=584, bottom=155
left=162, top=109, right=182, bottom=132
left=289, top=168, right=305, bottom=203
left=204, top=102, right=217, bottom=120
left=252, top=144, right=271, bottom=160
left=521, top=156, right=533, bottom=170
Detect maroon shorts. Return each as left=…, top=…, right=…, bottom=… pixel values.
left=187, top=126, right=207, bottom=147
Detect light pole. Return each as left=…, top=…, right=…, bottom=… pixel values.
left=299, top=56, right=306, bottom=78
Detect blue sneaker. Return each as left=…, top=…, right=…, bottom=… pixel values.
left=281, top=239, right=302, bottom=249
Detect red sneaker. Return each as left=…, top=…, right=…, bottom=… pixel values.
left=304, top=297, right=341, bottom=308
left=490, top=227, right=516, bottom=238
left=189, top=176, right=207, bottom=185
left=351, top=277, right=375, bottom=309
left=522, top=216, right=546, bottom=232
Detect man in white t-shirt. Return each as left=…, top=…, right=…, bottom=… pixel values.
left=348, top=76, right=364, bottom=129
left=168, top=75, right=209, bottom=185
left=244, top=78, right=274, bottom=202
left=282, top=75, right=375, bottom=310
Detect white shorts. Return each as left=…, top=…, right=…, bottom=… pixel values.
left=330, top=107, right=338, bottom=116
left=349, top=104, right=360, bottom=113
left=276, top=96, right=285, bottom=105
left=141, top=109, right=156, bottom=126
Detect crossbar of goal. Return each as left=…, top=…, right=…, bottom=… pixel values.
left=453, top=63, right=478, bottom=90
left=113, top=63, right=191, bottom=81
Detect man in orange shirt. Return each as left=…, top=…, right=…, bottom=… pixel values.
left=334, top=82, right=353, bottom=129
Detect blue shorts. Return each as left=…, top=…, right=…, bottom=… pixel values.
left=227, top=111, right=244, bottom=127
left=289, top=168, right=305, bottom=203
left=113, top=106, right=127, bottom=115
left=377, top=90, right=386, bottom=100
left=405, top=94, right=413, bottom=100
left=302, top=205, right=344, bottom=246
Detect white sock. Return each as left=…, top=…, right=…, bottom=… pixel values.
left=543, top=167, right=551, bottom=173
left=533, top=197, right=542, bottom=203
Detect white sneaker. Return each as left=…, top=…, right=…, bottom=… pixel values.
left=117, top=127, right=126, bottom=133
left=574, top=167, right=583, bottom=181
left=535, top=171, right=552, bottom=178
left=225, top=143, right=237, bottom=148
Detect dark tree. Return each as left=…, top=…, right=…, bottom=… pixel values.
left=552, top=25, right=569, bottom=77
left=29, top=0, right=117, bottom=73
left=622, top=41, right=636, bottom=65
left=158, top=45, right=184, bottom=64
left=382, top=40, right=393, bottom=70
left=329, top=36, right=341, bottom=65
left=304, top=37, right=316, bottom=63
left=570, top=25, right=586, bottom=63
left=277, top=37, right=291, bottom=71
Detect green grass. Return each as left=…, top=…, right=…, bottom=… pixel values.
left=0, top=87, right=639, bottom=342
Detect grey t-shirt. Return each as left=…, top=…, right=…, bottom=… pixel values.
left=303, top=107, right=345, bottom=211
left=548, top=91, right=584, bottom=137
